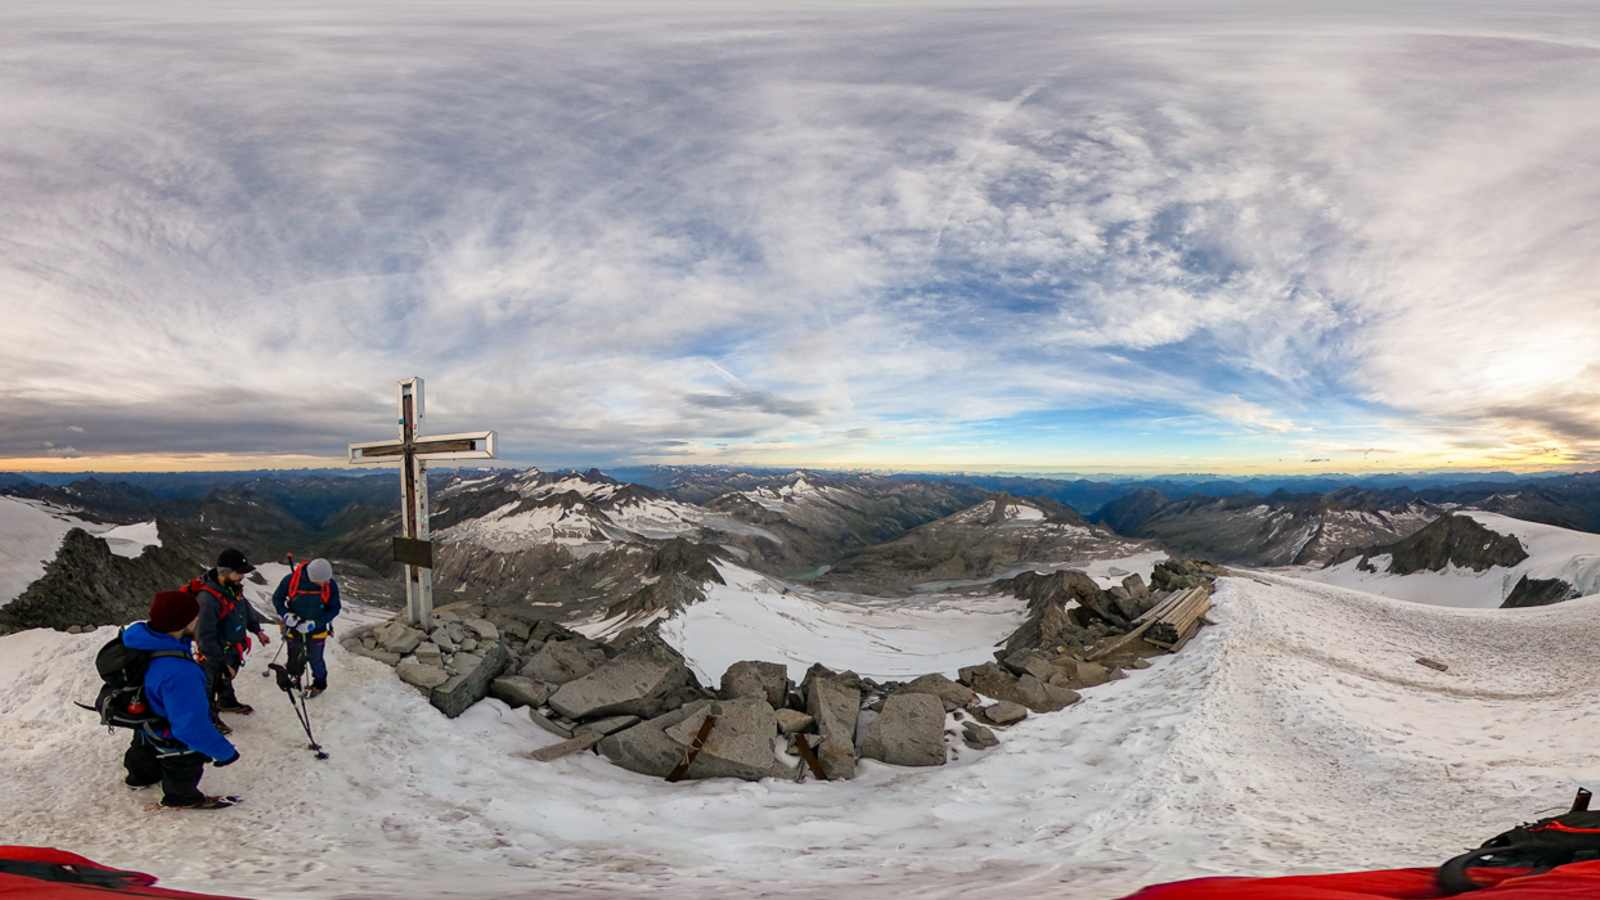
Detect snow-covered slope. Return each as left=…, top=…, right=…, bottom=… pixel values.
left=8, top=573, right=1599, bottom=898
left=1302, top=511, right=1600, bottom=608
left=0, top=497, right=160, bottom=606
left=438, top=468, right=715, bottom=553
left=646, top=562, right=1027, bottom=683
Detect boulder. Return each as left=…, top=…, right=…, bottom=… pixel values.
left=351, top=644, right=402, bottom=667
left=983, top=701, right=1028, bottom=726
left=661, top=699, right=788, bottom=781
left=396, top=658, right=450, bottom=689
left=489, top=675, right=552, bottom=709
left=804, top=668, right=861, bottom=780
left=1122, top=573, right=1150, bottom=598
left=598, top=704, right=701, bottom=776
left=430, top=640, right=510, bottom=718
left=375, top=620, right=424, bottom=656
left=522, top=640, right=606, bottom=685
left=961, top=662, right=1078, bottom=713
left=899, top=673, right=977, bottom=711
left=600, top=700, right=785, bottom=781
left=433, top=629, right=459, bottom=653
left=500, top=619, right=533, bottom=643
left=548, top=641, right=701, bottom=721
left=1107, top=586, right=1144, bottom=621
left=962, top=721, right=1000, bottom=750
left=1066, top=659, right=1111, bottom=688
left=464, top=618, right=500, bottom=642
left=578, top=715, right=641, bottom=737
left=460, top=638, right=479, bottom=653
left=860, top=693, right=947, bottom=767
left=720, top=660, right=790, bottom=708
left=529, top=707, right=576, bottom=738
left=775, top=709, right=814, bottom=734
left=414, top=642, right=443, bottom=666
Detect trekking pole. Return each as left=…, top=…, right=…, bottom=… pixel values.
left=268, top=663, right=329, bottom=760
left=261, top=636, right=285, bottom=677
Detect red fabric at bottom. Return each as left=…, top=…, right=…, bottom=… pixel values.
left=0, top=846, right=245, bottom=898
left=1124, top=861, right=1600, bottom=899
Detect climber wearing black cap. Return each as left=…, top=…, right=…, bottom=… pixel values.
left=189, top=548, right=271, bottom=730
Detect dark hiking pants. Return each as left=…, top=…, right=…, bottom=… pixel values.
left=287, top=634, right=329, bottom=689
left=124, top=734, right=206, bottom=806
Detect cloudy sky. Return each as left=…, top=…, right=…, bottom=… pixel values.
left=4, top=1, right=1599, bottom=474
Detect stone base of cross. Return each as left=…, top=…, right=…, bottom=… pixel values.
left=349, top=377, right=496, bottom=626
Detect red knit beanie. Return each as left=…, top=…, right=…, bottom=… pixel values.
left=148, top=590, right=199, bottom=633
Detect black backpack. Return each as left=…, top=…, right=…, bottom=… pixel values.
left=89, top=627, right=193, bottom=730
left=1437, top=789, right=1600, bottom=893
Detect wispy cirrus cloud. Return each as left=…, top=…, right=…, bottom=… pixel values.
left=1, top=3, right=1597, bottom=473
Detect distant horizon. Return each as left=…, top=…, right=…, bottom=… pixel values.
left=3, top=459, right=1594, bottom=482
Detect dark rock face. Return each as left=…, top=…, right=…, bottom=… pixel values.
left=1502, top=575, right=1577, bottom=609
left=1331, top=513, right=1528, bottom=575
left=1097, top=488, right=1439, bottom=566
left=818, top=495, right=1149, bottom=595
left=992, top=568, right=1130, bottom=655
left=0, top=524, right=204, bottom=635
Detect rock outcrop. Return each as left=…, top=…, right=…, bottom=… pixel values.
left=803, top=665, right=862, bottom=780
left=859, top=692, right=947, bottom=767
left=1502, top=575, right=1578, bottom=609
left=1331, top=513, right=1528, bottom=575
left=720, top=660, right=790, bottom=708
left=547, top=638, right=703, bottom=721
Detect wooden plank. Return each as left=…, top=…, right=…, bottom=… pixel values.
left=527, top=732, right=601, bottom=762
left=1148, top=587, right=1211, bottom=645
left=1415, top=657, right=1449, bottom=673
left=793, top=734, right=828, bottom=781
left=1087, top=586, right=1206, bottom=661
left=666, top=713, right=718, bottom=783
left=392, top=536, right=435, bottom=568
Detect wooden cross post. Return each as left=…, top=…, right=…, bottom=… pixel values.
left=348, top=377, right=496, bottom=626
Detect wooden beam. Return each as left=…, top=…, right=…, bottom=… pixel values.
left=1087, top=585, right=1206, bottom=661
left=666, top=712, right=719, bottom=783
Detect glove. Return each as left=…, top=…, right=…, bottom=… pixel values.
left=214, top=750, right=239, bottom=767
left=296, top=620, right=317, bottom=635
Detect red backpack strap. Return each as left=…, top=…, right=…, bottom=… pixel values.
left=187, top=578, right=234, bottom=617
left=288, top=562, right=331, bottom=607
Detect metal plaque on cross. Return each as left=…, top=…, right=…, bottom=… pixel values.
left=348, top=377, right=496, bottom=626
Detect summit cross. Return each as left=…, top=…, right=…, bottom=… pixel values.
left=348, top=377, right=496, bottom=625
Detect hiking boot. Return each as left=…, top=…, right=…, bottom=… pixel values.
left=161, top=794, right=240, bottom=810
left=304, top=686, right=325, bottom=699
left=218, top=703, right=254, bottom=715
left=213, top=718, right=234, bottom=735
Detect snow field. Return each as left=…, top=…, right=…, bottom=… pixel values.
left=5, top=571, right=1599, bottom=898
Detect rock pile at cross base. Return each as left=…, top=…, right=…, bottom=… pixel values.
left=343, top=559, right=1221, bottom=782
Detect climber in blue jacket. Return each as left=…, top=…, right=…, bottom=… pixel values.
left=121, top=590, right=240, bottom=808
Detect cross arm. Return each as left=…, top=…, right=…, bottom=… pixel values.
left=347, top=430, right=497, bottom=464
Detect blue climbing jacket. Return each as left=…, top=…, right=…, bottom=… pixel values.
left=120, top=622, right=238, bottom=761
